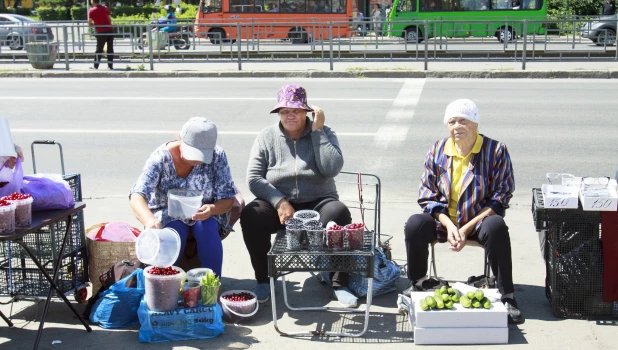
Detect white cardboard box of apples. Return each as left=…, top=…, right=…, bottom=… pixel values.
left=406, top=282, right=508, bottom=345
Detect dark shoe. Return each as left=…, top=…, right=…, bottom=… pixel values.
left=502, top=297, right=525, bottom=325
left=402, top=280, right=422, bottom=296
left=108, top=65, right=114, bottom=70
left=90, top=66, right=98, bottom=70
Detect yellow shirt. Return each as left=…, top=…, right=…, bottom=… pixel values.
left=445, top=134, right=483, bottom=225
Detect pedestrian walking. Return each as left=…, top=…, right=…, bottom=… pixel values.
left=88, top=0, right=114, bottom=70
left=357, top=11, right=366, bottom=36
left=603, top=0, right=616, bottom=15
left=371, top=4, right=382, bottom=36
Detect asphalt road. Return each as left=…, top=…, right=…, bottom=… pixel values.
left=4, top=78, right=617, bottom=205
left=1, top=77, right=617, bottom=349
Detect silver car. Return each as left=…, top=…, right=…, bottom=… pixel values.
left=580, top=15, right=617, bottom=46
left=0, top=14, right=54, bottom=50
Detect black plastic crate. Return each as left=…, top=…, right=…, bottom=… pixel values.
left=533, top=188, right=618, bottom=319
left=0, top=245, right=87, bottom=298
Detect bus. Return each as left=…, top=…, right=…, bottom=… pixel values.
left=388, top=0, right=547, bottom=43
left=195, top=0, right=357, bottom=44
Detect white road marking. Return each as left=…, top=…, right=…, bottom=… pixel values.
left=12, top=129, right=375, bottom=136
left=373, top=79, right=426, bottom=149
left=0, top=97, right=395, bottom=101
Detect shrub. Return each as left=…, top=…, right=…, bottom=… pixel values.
left=70, top=6, right=86, bottom=20
left=36, top=7, right=58, bottom=21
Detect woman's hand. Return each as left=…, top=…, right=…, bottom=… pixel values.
left=146, top=218, right=162, bottom=229
left=446, top=223, right=465, bottom=252
left=311, top=105, right=325, bottom=131
left=192, top=204, right=213, bottom=221
left=4, top=144, right=24, bottom=169
left=276, top=198, right=295, bottom=225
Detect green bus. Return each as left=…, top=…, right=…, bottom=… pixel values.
left=388, top=0, right=547, bottom=43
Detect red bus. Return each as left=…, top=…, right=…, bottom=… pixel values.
left=195, top=0, right=358, bottom=44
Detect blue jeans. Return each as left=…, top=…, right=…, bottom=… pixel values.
left=166, top=217, right=223, bottom=277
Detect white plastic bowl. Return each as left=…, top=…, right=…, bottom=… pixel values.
left=135, top=228, right=181, bottom=267
left=168, top=189, right=203, bottom=220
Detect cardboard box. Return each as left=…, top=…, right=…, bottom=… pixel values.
left=413, top=326, right=508, bottom=345
left=410, top=292, right=508, bottom=329
left=541, top=184, right=579, bottom=209
left=579, top=186, right=618, bottom=212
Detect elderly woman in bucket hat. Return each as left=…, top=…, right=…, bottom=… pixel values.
left=129, top=117, right=237, bottom=278
left=240, top=84, right=356, bottom=307
left=402, top=99, right=523, bottom=324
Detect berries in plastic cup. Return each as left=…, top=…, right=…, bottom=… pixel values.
left=9, top=197, right=33, bottom=227
left=0, top=200, right=16, bottom=234
left=305, top=228, right=325, bottom=251
left=183, top=281, right=200, bottom=308
left=1, top=193, right=33, bottom=227
left=326, top=229, right=344, bottom=250
left=285, top=228, right=304, bottom=251
left=344, top=223, right=365, bottom=250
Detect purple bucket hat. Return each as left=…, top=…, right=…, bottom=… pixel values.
left=270, top=84, right=314, bottom=114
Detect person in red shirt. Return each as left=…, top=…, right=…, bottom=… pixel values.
left=88, top=0, right=114, bottom=70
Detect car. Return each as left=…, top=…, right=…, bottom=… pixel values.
left=0, top=13, right=54, bottom=50
left=580, top=15, right=617, bottom=46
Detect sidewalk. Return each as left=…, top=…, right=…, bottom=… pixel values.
left=1, top=60, right=618, bottom=78
left=1, top=200, right=616, bottom=350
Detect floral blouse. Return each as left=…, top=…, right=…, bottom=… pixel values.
left=129, top=143, right=236, bottom=233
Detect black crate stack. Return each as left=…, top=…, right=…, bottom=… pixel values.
left=532, top=188, right=618, bottom=319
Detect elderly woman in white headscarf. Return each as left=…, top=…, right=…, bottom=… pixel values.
left=0, top=117, right=24, bottom=197
left=402, top=99, right=523, bottom=325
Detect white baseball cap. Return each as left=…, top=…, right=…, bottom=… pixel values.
left=444, top=99, right=480, bottom=125
left=179, top=117, right=217, bottom=164
left=0, top=118, right=17, bottom=158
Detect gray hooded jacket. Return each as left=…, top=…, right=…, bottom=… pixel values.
left=247, top=118, right=343, bottom=208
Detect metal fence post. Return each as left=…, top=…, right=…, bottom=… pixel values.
left=147, top=23, right=154, bottom=70
left=522, top=20, right=527, bottom=71
left=329, top=22, right=333, bottom=71
left=237, top=23, right=242, bottom=71
left=424, top=20, right=428, bottom=71
left=572, top=19, right=576, bottom=49
left=63, top=26, right=69, bottom=71
left=251, top=18, right=255, bottom=50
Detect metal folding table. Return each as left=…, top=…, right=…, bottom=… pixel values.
left=0, top=203, right=91, bottom=349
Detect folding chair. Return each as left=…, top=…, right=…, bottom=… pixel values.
left=428, top=240, right=491, bottom=282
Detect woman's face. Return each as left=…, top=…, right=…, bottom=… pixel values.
left=279, top=108, right=307, bottom=135
left=447, top=117, right=478, bottom=143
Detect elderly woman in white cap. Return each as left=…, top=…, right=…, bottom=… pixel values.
left=402, top=99, right=523, bottom=324
left=129, top=117, right=236, bottom=277
left=240, top=84, right=356, bottom=307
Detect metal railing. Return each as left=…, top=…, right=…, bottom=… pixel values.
left=1, top=17, right=617, bottom=71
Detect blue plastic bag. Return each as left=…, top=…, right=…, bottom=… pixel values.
left=138, top=300, right=224, bottom=343
left=21, top=174, right=75, bottom=211
left=90, top=268, right=145, bottom=329
left=348, top=247, right=401, bottom=297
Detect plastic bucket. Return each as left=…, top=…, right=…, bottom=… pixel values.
left=0, top=202, right=16, bottom=234
left=168, top=189, right=203, bottom=220
left=219, top=290, right=258, bottom=323
left=135, top=228, right=181, bottom=267
left=293, top=209, right=320, bottom=223
left=186, top=267, right=214, bottom=284
left=143, top=265, right=185, bottom=312
left=6, top=197, right=33, bottom=227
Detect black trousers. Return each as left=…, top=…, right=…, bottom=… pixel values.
left=404, top=213, right=514, bottom=295
left=240, top=197, right=352, bottom=286
left=94, top=32, right=114, bottom=68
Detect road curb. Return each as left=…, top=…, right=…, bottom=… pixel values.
left=0, top=70, right=616, bottom=79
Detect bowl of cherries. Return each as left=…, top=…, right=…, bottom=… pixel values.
left=344, top=223, right=365, bottom=250
left=219, top=290, right=258, bottom=323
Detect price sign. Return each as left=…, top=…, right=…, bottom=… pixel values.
left=546, top=198, right=574, bottom=209
left=590, top=198, right=614, bottom=210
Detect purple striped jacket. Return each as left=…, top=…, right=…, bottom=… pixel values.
left=418, top=135, right=515, bottom=241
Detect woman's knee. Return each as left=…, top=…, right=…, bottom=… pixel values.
left=482, top=215, right=510, bottom=242
left=318, top=200, right=351, bottom=226
left=404, top=213, right=435, bottom=242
